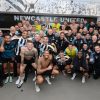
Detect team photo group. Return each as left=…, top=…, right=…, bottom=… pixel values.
left=0, top=18, right=100, bottom=92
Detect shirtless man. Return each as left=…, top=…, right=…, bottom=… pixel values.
left=35, top=50, right=59, bottom=92
left=16, top=40, right=38, bottom=88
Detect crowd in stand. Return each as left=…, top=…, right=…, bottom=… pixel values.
left=0, top=18, right=100, bottom=92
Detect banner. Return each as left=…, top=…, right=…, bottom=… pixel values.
left=0, top=13, right=97, bottom=28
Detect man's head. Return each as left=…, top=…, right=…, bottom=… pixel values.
left=52, top=27, right=57, bottom=33
left=68, top=43, right=73, bottom=50
left=43, top=36, right=49, bottom=44
left=48, top=29, right=53, bottom=35
left=18, top=22, right=23, bottom=28
left=85, top=33, right=90, bottom=39
left=15, top=25, right=19, bottom=30
left=10, top=26, right=16, bottom=35
left=39, top=30, right=45, bottom=38
left=92, top=35, right=97, bottom=43
left=34, top=20, right=39, bottom=25
left=59, top=51, right=64, bottom=58
left=35, top=34, right=41, bottom=42
left=41, top=25, right=46, bottom=31
left=76, top=33, right=81, bottom=39
left=83, top=43, right=88, bottom=50
left=95, top=45, right=100, bottom=53
left=63, top=20, right=68, bottom=26
left=43, top=50, right=50, bottom=59
left=60, top=32, right=65, bottom=40
left=26, top=40, right=34, bottom=50
left=79, top=23, right=84, bottom=28
left=54, top=18, right=58, bottom=24
left=77, top=51, right=82, bottom=58
left=4, top=34, right=11, bottom=44
left=89, top=27, right=94, bottom=33
left=67, top=30, right=72, bottom=36
left=61, top=25, right=66, bottom=30
left=22, top=30, right=28, bottom=39
left=71, top=19, right=76, bottom=24
left=20, top=27, right=25, bottom=33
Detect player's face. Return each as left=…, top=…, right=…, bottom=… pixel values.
left=68, top=44, right=73, bottom=49
left=26, top=43, right=34, bottom=50
left=35, top=35, right=40, bottom=41
left=95, top=46, right=100, bottom=53
left=48, top=29, right=53, bottom=35
left=59, top=52, right=64, bottom=58
left=44, top=51, right=50, bottom=59
left=4, top=36, right=11, bottom=44
left=83, top=44, right=88, bottom=50
left=78, top=52, right=82, bottom=58
left=22, top=31, right=28, bottom=39
left=60, top=33, right=65, bottom=39
left=44, top=37, right=48, bottom=43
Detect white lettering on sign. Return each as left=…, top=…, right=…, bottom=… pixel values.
left=14, top=15, right=35, bottom=21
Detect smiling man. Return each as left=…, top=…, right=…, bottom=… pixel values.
left=16, top=40, right=38, bottom=88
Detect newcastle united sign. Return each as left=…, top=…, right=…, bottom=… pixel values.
left=0, top=12, right=97, bottom=28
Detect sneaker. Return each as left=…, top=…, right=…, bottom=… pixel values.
left=5, top=77, right=9, bottom=84
left=0, top=81, right=3, bottom=87
left=9, top=76, right=13, bottom=83
left=51, top=76, right=55, bottom=79
left=17, top=80, right=23, bottom=88
left=15, top=77, right=20, bottom=85
left=24, top=77, right=27, bottom=82
left=71, top=73, right=76, bottom=80
left=45, top=77, right=52, bottom=85
left=62, top=70, right=67, bottom=76
left=35, top=82, right=40, bottom=92
left=82, top=76, right=86, bottom=84
left=33, top=76, right=36, bottom=82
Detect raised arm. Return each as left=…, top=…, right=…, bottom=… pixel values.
left=0, top=38, right=5, bottom=52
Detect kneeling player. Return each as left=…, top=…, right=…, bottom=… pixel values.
left=71, top=51, right=89, bottom=83
left=35, top=50, right=59, bottom=92
left=55, top=51, right=72, bottom=75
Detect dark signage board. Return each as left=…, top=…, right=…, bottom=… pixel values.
left=0, top=12, right=97, bottom=28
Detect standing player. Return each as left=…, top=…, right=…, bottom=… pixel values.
left=16, top=40, right=38, bottom=88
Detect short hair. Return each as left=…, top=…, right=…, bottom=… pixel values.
left=23, top=30, right=28, bottom=33
left=78, top=51, right=82, bottom=54
left=83, top=43, right=87, bottom=45
left=60, top=31, right=65, bottom=35
left=27, top=40, right=33, bottom=44
left=44, top=49, right=50, bottom=54
left=44, top=36, right=48, bottom=38
left=4, top=34, right=11, bottom=37
left=68, top=43, right=73, bottom=46
left=59, top=50, right=64, bottom=53
left=95, top=45, right=99, bottom=48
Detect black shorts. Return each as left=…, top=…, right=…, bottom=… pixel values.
left=57, top=58, right=72, bottom=71
left=72, top=67, right=88, bottom=73
left=57, top=64, right=66, bottom=71
left=2, top=58, right=14, bottom=63
left=66, top=58, right=72, bottom=65
left=15, top=55, right=21, bottom=63
left=24, top=58, right=35, bottom=65
left=37, top=69, right=53, bottom=77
